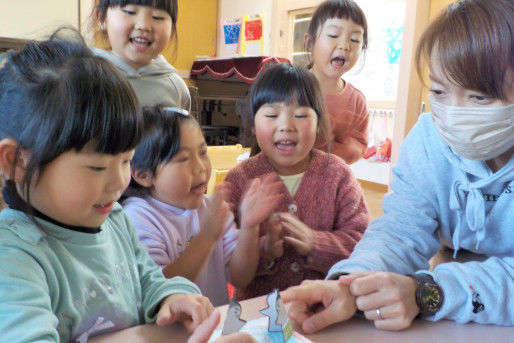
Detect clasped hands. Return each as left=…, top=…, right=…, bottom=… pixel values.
left=281, top=271, right=420, bottom=333
left=262, top=210, right=314, bottom=259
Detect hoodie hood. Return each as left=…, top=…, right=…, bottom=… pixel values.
left=92, top=48, right=176, bottom=78
left=426, top=113, right=514, bottom=254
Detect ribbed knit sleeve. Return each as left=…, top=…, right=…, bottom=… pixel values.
left=306, top=170, right=370, bottom=274
left=224, top=164, right=248, bottom=226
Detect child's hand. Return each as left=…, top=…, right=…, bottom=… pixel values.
left=281, top=279, right=357, bottom=334
left=187, top=311, right=257, bottom=343
left=339, top=271, right=419, bottom=331
left=278, top=212, right=314, bottom=256
left=263, top=215, right=284, bottom=260
left=240, top=174, right=283, bottom=229
left=156, top=293, right=214, bottom=332
left=200, top=183, right=230, bottom=242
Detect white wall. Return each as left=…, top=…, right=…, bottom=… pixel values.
left=270, top=0, right=322, bottom=58
left=80, top=0, right=97, bottom=44
left=217, top=0, right=273, bottom=57
left=0, top=0, right=80, bottom=39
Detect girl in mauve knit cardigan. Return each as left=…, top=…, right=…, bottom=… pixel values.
left=224, top=63, right=371, bottom=300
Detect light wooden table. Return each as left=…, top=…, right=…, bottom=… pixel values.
left=90, top=295, right=513, bottom=343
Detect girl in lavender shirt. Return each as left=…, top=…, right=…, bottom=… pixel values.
left=123, top=107, right=282, bottom=306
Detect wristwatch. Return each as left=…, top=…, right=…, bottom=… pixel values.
left=410, top=273, right=444, bottom=316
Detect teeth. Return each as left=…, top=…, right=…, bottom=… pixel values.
left=278, top=141, right=294, bottom=145
left=133, top=37, right=149, bottom=43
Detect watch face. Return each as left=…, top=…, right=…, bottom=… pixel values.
left=421, top=284, right=443, bottom=312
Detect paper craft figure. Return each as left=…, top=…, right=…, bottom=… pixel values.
left=208, top=294, right=312, bottom=343
left=208, top=317, right=313, bottom=343
left=260, top=289, right=293, bottom=342
left=222, top=299, right=247, bottom=335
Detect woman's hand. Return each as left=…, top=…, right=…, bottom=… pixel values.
left=188, top=311, right=257, bottom=343
left=339, top=271, right=419, bottom=330
left=281, top=279, right=357, bottom=334
left=156, top=293, right=214, bottom=332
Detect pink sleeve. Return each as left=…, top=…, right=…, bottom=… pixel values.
left=336, top=100, right=369, bottom=164
left=324, top=87, right=370, bottom=164
left=306, top=175, right=371, bottom=274
left=224, top=167, right=246, bottom=226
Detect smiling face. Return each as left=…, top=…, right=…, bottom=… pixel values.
left=29, top=145, right=134, bottom=228
left=102, top=4, right=172, bottom=69
left=254, top=101, right=318, bottom=176
left=151, top=122, right=211, bottom=209
left=309, top=17, right=364, bottom=87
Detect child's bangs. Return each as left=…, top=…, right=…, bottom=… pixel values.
left=251, top=67, right=317, bottom=114
left=312, top=1, right=367, bottom=42
left=54, top=57, right=143, bottom=155
left=326, top=4, right=360, bottom=23
left=103, top=0, right=175, bottom=16
left=131, top=107, right=194, bottom=175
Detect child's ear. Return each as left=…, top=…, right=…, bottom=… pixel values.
left=131, top=168, right=154, bottom=188
left=0, top=138, right=27, bottom=183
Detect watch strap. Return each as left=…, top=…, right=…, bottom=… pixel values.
left=410, top=273, right=444, bottom=317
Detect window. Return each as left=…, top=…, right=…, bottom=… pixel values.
left=289, top=10, right=313, bottom=67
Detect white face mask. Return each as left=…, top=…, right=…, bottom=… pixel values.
left=429, top=97, right=514, bottom=160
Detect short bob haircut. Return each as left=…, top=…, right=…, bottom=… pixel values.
left=416, top=0, right=514, bottom=101
left=246, top=63, right=331, bottom=156
left=0, top=28, right=142, bottom=215
left=305, top=0, right=368, bottom=69
left=124, top=106, right=197, bottom=198
left=94, top=0, right=178, bottom=59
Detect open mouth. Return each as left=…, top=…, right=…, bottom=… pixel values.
left=93, top=201, right=114, bottom=214
left=130, top=37, right=151, bottom=46
left=275, top=140, right=297, bottom=154
left=190, top=182, right=207, bottom=195
left=331, top=56, right=346, bottom=68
